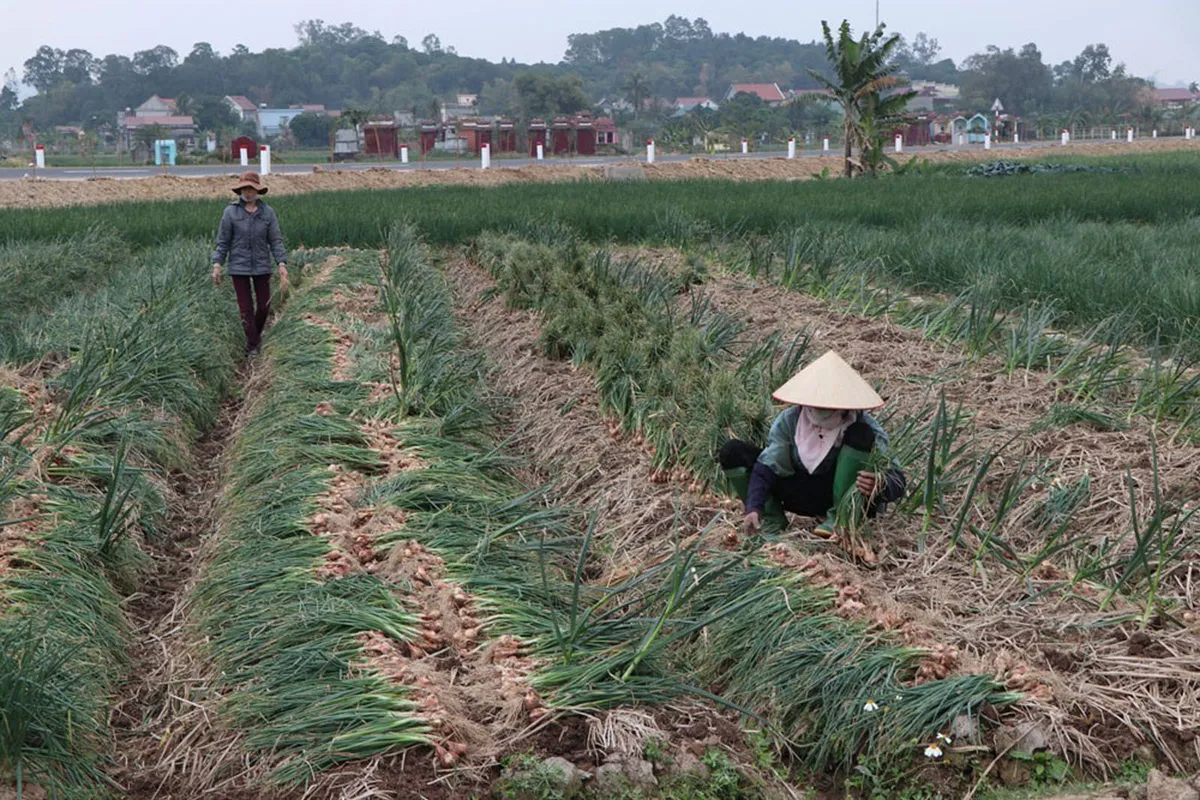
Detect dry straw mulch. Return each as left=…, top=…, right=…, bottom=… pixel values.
left=449, top=250, right=1200, bottom=775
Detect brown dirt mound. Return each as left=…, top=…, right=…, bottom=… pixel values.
left=4, top=138, right=1197, bottom=209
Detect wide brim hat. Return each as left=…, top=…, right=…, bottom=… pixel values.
left=231, top=171, right=267, bottom=194
left=772, top=350, right=884, bottom=410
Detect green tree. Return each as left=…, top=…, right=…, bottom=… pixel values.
left=623, top=70, right=651, bottom=116
left=288, top=110, right=336, bottom=146
left=806, top=20, right=915, bottom=177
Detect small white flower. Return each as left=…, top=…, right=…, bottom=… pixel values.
left=895, top=695, right=903, bottom=702
left=924, top=744, right=944, bottom=759
left=936, top=732, right=953, bottom=745
left=863, top=699, right=880, bottom=712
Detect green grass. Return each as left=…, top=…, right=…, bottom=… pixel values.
left=4, top=151, right=1197, bottom=353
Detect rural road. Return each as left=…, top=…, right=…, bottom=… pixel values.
left=0, top=137, right=1142, bottom=181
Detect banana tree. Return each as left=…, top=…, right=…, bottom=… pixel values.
left=806, top=20, right=916, bottom=177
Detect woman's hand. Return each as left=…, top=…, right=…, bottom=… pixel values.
left=278, top=265, right=289, bottom=292
left=743, top=511, right=762, bottom=536
left=211, top=264, right=222, bottom=286
left=856, top=471, right=878, bottom=498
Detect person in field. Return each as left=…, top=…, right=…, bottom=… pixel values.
left=719, top=351, right=906, bottom=552
left=211, top=171, right=288, bottom=356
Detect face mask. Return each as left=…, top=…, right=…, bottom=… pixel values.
left=241, top=190, right=258, bottom=203
left=808, top=408, right=843, bottom=425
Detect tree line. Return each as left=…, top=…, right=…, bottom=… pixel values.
left=1, top=15, right=1192, bottom=149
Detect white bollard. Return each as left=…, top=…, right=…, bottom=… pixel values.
left=1061, top=130, right=1069, bottom=146
left=400, top=144, right=409, bottom=164
left=741, top=138, right=748, bottom=154
left=481, top=143, right=490, bottom=170
left=647, top=140, right=655, bottom=164
left=894, top=134, right=903, bottom=153
left=34, top=145, right=45, bottom=169
left=1014, top=133, right=1020, bottom=144
left=787, top=138, right=796, bottom=159
left=240, top=147, right=249, bottom=167
left=984, top=134, right=991, bottom=150
left=259, top=145, right=271, bottom=175
left=1152, top=130, right=1158, bottom=139
left=1127, top=127, right=1134, bottom=143
left=823, top=137, right=830, bottom=152
left=958, top=133, right=965, bottom=147
left=1111, top=130, right=1117, bottom=140
left=536, top=143, right=544, bottom=160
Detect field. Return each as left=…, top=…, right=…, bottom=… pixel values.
left=1, top=146, right=1198, bottom=800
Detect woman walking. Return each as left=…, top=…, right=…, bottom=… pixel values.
left=211, top=171, right=288, bottom=355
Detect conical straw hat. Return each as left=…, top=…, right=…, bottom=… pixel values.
left=772, top=350, right=884, bottom=410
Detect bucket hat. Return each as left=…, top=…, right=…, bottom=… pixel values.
left=231, top=171, right=268, bottom=194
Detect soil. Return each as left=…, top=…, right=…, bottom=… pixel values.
left=106, top=365, right=252, bottom=798
left=3, top=138, right=1197, bottom=209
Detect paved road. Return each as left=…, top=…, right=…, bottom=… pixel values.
left=0, top=138, right=1179, bottom=181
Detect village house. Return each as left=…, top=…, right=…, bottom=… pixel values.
left=1154, top=88, right=1200, bottom=108
left=674, top=97, right=720, bottom=113
left=224, top=96, right=258, bottom=123
left=117, top=95, right=196, bottom=153
left=725, top=83, right=787, bottom=106
left=256, top=105, right=329, bottom=138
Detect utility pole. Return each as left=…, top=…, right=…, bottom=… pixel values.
left=875, top=0, right=880, bottom=29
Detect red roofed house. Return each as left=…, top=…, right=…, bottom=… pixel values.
left=118, top=96, right=196, bottom=153
left=595, top=117, right=618, bottom=146
left=225, top=95, right=259, bottom=123
left=1155, top=88, right=1200, bottom=108
left=725, top=83, right=787, bottom=106
left=134, top=94, right=177, bottom=117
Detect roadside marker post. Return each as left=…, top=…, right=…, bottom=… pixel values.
left=481, top=143, right=490, bottom=170
left=984, top=133, right=991, bottom=150
left=823, top=137, right=829, bottom=152
left=894, top=134, right=902, bottom=154
left=1127, top=127, right=1134, bottom=143
left=240, top=147, right=249, bottom=167
left=646, top=139, right=655, bottom=164
left=1061, top=129, right=1069, bottom=146
left=787, top=137, right=796, bottom=159
left=1014, top=133, right=1019, bottom=144
left=741, top=138, right=748, bottom=154
left=1111, top=130, right=1117, bottom=140
left=260, top=145, right=271, bottom=175
left=536, top=143, right=544, bottom=160
left=35, top=144, right=45, bottom=169
left=400, top=144, right=409, bottom=164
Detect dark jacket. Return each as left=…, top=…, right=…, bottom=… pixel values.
left=746, top=407, right=906, bottom=515
left=212, top=199, right=287, bottom=276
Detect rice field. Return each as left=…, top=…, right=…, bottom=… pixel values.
left=1, top=151, right=1198, bottom=799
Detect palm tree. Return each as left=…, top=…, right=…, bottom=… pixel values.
left=806, top=20, right=915, bottom=177
left=624, top=71, right=651, bottom=118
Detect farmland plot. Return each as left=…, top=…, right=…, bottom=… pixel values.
left=3, top=153, right=1199, bottom=798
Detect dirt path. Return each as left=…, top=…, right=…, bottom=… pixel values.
left=104, top=367, right=254, bottom=798
left=3, top=138, right=1197, bottom=209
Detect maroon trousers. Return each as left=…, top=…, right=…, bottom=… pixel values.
left=232, top=275, right=272, bottom=351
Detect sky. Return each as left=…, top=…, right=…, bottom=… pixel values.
left=2, top=0, right=1196, bottom=93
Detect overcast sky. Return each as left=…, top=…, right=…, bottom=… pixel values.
left=3, top=0, right=1196, bottom=92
